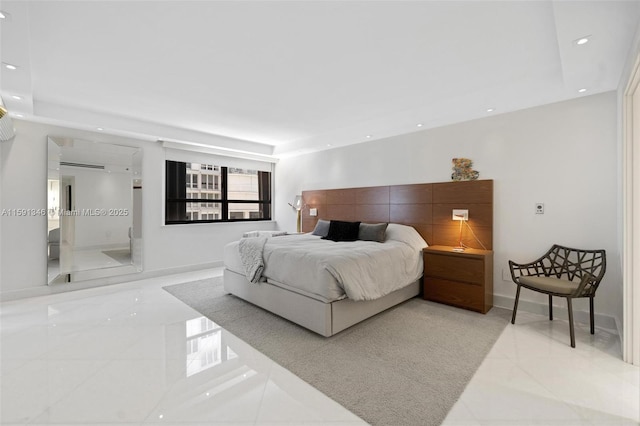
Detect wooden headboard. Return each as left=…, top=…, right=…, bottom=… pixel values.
left=301, top=179, right=493, bottom=250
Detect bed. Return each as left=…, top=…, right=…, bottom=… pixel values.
left=223, top=180, right=494, bottom=337
left=224, top=223, right=426, bottom=336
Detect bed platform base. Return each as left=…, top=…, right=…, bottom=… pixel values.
left=223, top=269, right=420, bottom=337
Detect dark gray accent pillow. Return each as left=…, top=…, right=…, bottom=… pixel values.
left=323, top=220, right=361, bottom=242
left=311, top=219, right=331, bottom=237
left=358, top=222, right=389, bottom=243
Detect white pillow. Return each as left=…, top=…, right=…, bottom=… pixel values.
left=385, top=223, right=428, bottom=250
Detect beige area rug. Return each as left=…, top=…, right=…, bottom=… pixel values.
left=164, top=277, right=510, bottom=426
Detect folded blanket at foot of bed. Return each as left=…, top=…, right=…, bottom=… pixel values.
left=238, top=236, right=268, bottom=283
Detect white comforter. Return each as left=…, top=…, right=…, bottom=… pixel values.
left=224, top=224, right=427, bottom=302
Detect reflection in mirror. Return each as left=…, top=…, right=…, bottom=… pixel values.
left=47, top=137, right=143, bottom=285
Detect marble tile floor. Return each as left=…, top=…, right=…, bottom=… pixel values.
left=1, top=268, right=638, bottom=425
left=443, top=312, right=640, bottom=426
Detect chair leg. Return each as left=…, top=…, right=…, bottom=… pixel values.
left=567, top=298, right=576, bottom=348
left=511, top=285, right=521, bottom=324
left=590, top=296, right=595, bottom=335
left=548, top=294, right=553, bottom=320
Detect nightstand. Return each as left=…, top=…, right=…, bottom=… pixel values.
left=423, top=245, right=493, bottom=313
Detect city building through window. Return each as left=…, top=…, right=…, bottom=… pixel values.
left=165, top=161, right=271, bottom=224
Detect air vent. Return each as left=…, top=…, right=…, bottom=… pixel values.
left=60, top=161, right=104, bottom=170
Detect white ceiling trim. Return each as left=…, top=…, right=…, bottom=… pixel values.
left=162, top=140, right=279, bottom=165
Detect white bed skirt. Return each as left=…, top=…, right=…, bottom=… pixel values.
left=223, top=269, right=420, bottom=337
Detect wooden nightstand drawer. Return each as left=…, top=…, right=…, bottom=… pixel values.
left=424, top=277, right=485, bottom=312
left=423, top=245, right=493, bottom=313
left=424, top=253, right=484, bottom=285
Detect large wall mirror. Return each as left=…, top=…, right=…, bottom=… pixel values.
left=47, top=137, right=143, bottom=285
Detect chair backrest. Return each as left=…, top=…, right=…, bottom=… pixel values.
left=541, top=244, right=606, bottom=295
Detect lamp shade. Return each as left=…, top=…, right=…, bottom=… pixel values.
left=0, top=106, right=16, bottom=141
left=293, top=195, right=303, bottom=211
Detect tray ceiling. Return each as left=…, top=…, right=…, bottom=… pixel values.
left=1, top=1, right=639, bottom=157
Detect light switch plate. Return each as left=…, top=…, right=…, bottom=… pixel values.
left=502, top=268, right=511, bottom=281
left=309, top=208, right=318, bottom=217
left=535, top=203, right=544, bottom=214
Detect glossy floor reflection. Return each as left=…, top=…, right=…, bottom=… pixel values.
left=1, top=269, right=365, bottom=425
left=443, top=312, right=640, bottom=426
left=1, top=269, right=638, bottom=425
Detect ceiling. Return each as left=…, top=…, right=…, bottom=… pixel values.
left=48, top=136, right=140, bottom=169
left=1, top=1, right=639, bottom=158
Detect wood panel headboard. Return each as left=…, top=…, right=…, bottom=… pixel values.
left=301, top=179, right=493, bottom=250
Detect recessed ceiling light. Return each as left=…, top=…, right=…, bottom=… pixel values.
left=365, top=135, right=372, bottom=139
left=97, top=127, right=104, bottom=131
left=327, top=143, right=332, bottom=147
left=0, top=11, right=7, bottom=19
left=11, top=95, right=22, bottom=100
left=3, top=63, right=17, bottom=70
left=486, top=108, right=495, bottom=112
left=417, top=123, right=423, bottom=127
left=578, top=88, right=587, bottom=93
left=575, top=36, right=590, bottom=45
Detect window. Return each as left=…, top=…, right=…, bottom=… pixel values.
left=202, top=174, right=214, bottom=190
left=165, top=160, right=271, bottom=224
left=186, top=173, right=198, bottom=189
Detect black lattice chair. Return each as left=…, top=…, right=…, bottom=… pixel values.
left=509, top=244, right=606, bottom=348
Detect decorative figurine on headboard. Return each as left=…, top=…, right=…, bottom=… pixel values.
left=451, top=158, right=479, bottom=181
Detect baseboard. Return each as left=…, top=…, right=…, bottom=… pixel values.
left=493, top=294, right=618, bottom=332
left=614, top=315, right=623, bottom=343
left=0, top=261, right=224, bottom=302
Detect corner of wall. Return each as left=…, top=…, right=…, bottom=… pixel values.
left=493, top=294, right=618, bottom=333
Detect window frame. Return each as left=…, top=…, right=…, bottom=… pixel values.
left=165, top=160, right=272, bottom=225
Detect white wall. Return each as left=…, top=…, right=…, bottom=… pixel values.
left=0, top=136, right=3, bottom=294
left=0, top=93, right=622, bottom=322
left=0, top=120, right=276, bottom=299
left=65, top=167, right=132, bottom=248
left=275, top=92, right=621, bottom=322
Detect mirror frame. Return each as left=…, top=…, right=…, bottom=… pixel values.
left=47, top=136, right=143, bottom=284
